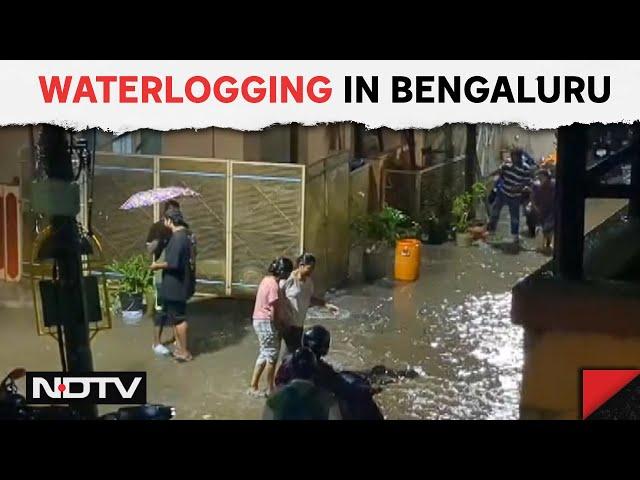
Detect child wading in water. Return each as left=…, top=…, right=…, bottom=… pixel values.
left=249, top=257, right=293, bottom=397
left=279, top=253, right=339, bottom=355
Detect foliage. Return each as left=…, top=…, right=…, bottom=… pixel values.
left=108, top=254, right=154, bottom=295
left=451, top=182, right=487, bottom=233
left=351, top=206, right=420, bottom=253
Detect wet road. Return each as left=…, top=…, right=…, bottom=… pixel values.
left=0, top=199, right=626, bottom=419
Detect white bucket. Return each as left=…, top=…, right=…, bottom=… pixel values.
left=122, top=310, right=144, bottom=326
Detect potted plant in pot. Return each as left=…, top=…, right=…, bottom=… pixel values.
left=452, top=182, right=487, bottom=247
left=423, top=213, right=449, bottom=245
left=421, top=188, right=454, bottom=245
left=109, top=254, right=154, bottom=324
left=352, top=206, right=420, bottom=282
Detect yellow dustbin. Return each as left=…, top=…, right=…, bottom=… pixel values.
left=394, top=239, right=421, bottom=281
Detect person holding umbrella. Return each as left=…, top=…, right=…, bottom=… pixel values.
left=120, top=186, right=200, bottom=360
left=150, top=209, right=195, bottom=362
left=147, top=200, right=180, bottom=356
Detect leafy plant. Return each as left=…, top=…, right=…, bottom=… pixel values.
left=351, top=205, right=420, bottom=253
left=451, top=182, right=487, bottom=234
left=108, top=254, right=154, bottom=295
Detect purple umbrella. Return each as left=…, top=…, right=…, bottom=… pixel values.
left=119, top=186, right=200, bottom=210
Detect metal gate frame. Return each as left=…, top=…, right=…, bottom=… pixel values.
left=85, top=153, right=306, bottom=297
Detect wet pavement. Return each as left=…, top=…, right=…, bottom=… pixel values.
left=0, top=199, right=626, bottom=419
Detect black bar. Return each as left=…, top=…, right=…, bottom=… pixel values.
left=465, top=124, right=477, bottom=218
left=586, top=183, right=632, bottom=199
left=554, top=124, right=588, bottom=280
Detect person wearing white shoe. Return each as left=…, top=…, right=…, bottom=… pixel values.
left=153, top=343, right=171, bottom=356
left=150, top=210, right=195, bottom=363
left=147, top=200, right=180, bottom=356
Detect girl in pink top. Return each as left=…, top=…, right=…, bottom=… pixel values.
left=249, top=257, right=293, bottom=397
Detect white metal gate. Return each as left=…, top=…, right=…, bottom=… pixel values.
left=88, top=153, right=305, bottom=297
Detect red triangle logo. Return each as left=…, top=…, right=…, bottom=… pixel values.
left=582, top=370, right=640, bottom=419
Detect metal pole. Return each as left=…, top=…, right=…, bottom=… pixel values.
left=300, top=165, right=306, bottom=255
left=39, top=125, right=97, bottom=419
left=554, top=124, right=588, bottom=280
left=225, top=161, right=233, bottom=296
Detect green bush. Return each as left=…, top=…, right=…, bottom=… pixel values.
left=108, top=254, right=154, bottom=295
left=351, top=206, right=420, bottom=253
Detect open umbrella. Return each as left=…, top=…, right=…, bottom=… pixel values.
left=119, top=186, right=200, bottom=210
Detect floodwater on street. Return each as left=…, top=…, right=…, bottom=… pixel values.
left=0, top=199, right=625, bottom=419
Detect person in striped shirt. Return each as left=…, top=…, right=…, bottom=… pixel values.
left=487, top=149, right=537, bottom=242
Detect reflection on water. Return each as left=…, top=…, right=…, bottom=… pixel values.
left=0, top=200, right=624, bottom=420
left=314, top=290, right=522, bottom=420
left=415, top=292, right=521, bottom=419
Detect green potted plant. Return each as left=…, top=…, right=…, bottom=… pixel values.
left=352, top=206, right=420, bottom=281
left=108, top=254, right=154, bottom=322
left=452, top=182, right=487, bottom=247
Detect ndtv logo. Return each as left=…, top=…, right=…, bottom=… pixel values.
left=26, top=372, right=147, bottom=405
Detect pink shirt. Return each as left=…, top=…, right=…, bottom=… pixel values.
left=253, top=276, right=279, bottom=321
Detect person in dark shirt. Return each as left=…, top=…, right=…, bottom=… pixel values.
left=150, top=209, right=194, bottom=362
left=487, top=149, right=536, bottom=243
left=146, top=200, right=180, bottom=261
left=531, top=169, right=556, bottom=254
left=146, top=200, right=180, bottom=356
left=264, top=347, right=341, bottom=420
left=276, top=325, right=383, bottom=420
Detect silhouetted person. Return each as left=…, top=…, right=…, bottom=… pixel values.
left=263, top=347, right=341, bottom=420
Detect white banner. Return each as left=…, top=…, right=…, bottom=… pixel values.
left=0, top=60, right=633, bottom=133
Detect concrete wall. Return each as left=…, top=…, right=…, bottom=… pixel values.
left=299, top=126, right=328, bottom=165
left=259, top=125, right=291, bottom=163
left=521, top=330, right=640, bottom=419
left=513, top=206, right=640, bottom=420
left=213, top=129, right=244, bottom=160
left=477, top=126, right=556, bottom=175
left=162, top=128, right=215, bottom=158
left=161, top=125, right=343, bottom=164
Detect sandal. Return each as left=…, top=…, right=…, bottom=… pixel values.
left=247, top=388, right=265, bottom=398
left=173, top=352, right=193, bottom=362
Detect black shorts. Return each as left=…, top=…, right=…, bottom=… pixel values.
left=154, top=300, right=187, bottom=327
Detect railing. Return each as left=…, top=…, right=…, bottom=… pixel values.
left=382, top=155, right=466, bottom=220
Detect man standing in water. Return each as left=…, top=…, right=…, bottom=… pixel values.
left=150, top=209, right=195, bottom=362
left=487, top=149, right=536, bottom=244
left=147, top=200, right=180, bottom=356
